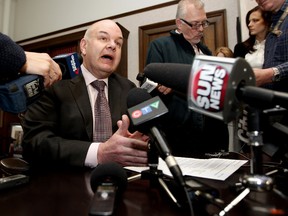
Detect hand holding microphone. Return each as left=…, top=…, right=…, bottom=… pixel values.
left=21, top=51, right=62, bottom=87
left=0, top=52, right=82, bottom=114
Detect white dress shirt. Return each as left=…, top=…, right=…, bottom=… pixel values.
left=245, top=40, right=265, bottom=69
left=81, top=65, right=109, bottom=168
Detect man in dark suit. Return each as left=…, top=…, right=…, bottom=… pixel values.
left=21, top=19, right=148, bottom=168
left=143, top=0, right=229, bottom=156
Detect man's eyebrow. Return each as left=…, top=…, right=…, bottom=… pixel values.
left=97, top=31, right=123, bottom=40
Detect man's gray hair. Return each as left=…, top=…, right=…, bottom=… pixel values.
left=176, top=0, right=205, bottom=18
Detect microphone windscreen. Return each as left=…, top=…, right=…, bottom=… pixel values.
left=127, top=87, right=152, bottom=108
left=143, top=63, right=191, bottom=94
left=90, top=162, right=127, bottom=194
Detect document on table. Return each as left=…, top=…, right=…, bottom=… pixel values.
left=125, top=157, right=248, bottom=181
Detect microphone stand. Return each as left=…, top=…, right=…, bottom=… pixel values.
left=127, top=139, right=182, bottom=208
left=218, top=106, right=274, bottom=216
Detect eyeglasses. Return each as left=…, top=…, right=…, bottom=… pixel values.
left=180, top=18, right=209, bottom=30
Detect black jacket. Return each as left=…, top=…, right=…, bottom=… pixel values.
left=0, top=33, right=26, bottom=82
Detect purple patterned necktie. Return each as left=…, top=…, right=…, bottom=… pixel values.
left=91, top=80, right=112, bottom=142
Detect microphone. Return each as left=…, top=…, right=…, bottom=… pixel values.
left=127, top=88, right=186, bottom=187
left=143, top=63, right=191, bottom=94
left=0, top=75, right=44, bottom=113
left=52, top=52, right=82, bottom=79
left=144, top=56, right=288, bottom=123
left=89, top=162, right=127, bottom=216
left=0, top=52, right=83, bottom=114
left=137, top=71, right=158, bottom=93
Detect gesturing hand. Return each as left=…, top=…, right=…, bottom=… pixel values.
left=97, top=115, right=148, bottom=166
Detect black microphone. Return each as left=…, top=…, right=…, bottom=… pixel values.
left=0, top=74, right=44, bottom=113
left=127, top=88, right=186, bottom=187
left=89, top=162, right=127, bottom=216
left=0, top=52, right=83, bottom=114
left=143, top=63, right=191, bottom=94
left=52, top=52, right=82, bottom=79
left=144, top=56, right=288, bottom=123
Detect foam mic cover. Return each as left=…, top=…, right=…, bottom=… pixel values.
left=90, top=162, right=127, bottom=194
left=127, top=87, right=152, bottom=108
left=143, top=63, right=191, bottom=94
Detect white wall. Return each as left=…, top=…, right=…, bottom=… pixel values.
left=0, top=0, right=16, bottom=35
left=2, top=0, right=257, bottom=85
left=238, top=0, right=258, bottom=41
left=12, top=0, right=174, bottom=41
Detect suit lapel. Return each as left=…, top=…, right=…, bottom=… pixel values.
left=108, top=75, right=122, bottom=128
left=69, top=75, right=93, bottom=140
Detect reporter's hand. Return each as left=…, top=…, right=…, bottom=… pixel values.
left=20, top=52, right=62, bottom=87
left=97, top=115, right=148, bottom=166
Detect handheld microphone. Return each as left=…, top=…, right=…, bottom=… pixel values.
left=52, top=52, right=82, bottom=79
left=89, top=162, right=127, bottom=216
left=0, top=75, right=44, bottom=113
left=127, top=88, right=185, bottom=187
left=140, top=78, right=158, bottom=93
left=0, top=52, right=83, bottom=114
left=144, top=56, right=288, bottom=123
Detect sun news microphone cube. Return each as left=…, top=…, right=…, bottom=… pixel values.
left=188, top=55, right=255, bottom=123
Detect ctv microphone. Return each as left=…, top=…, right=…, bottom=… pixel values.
left=127, top=88, right=186, bottom=187
left=52, top=52, right=82, bottom=79
left=89, top=162, right=127, bottom=216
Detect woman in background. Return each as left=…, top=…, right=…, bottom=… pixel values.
left=232, top=6, right=271, bottom=152
left=233, top=6, right=271, bottom=68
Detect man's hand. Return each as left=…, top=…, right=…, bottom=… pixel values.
left=97, top=115, right=148, bottom=167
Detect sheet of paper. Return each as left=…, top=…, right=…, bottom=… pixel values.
left=125, top=157, right=248, bottom=181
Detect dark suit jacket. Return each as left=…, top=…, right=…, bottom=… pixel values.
left=146, top=30, right=212, bottom=65
left=22, top=73, right=136, bottom=167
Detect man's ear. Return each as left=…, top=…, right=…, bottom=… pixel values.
left=175, top=18, right=182, bottom=32
left=80, top=38, right=87, bottom=56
